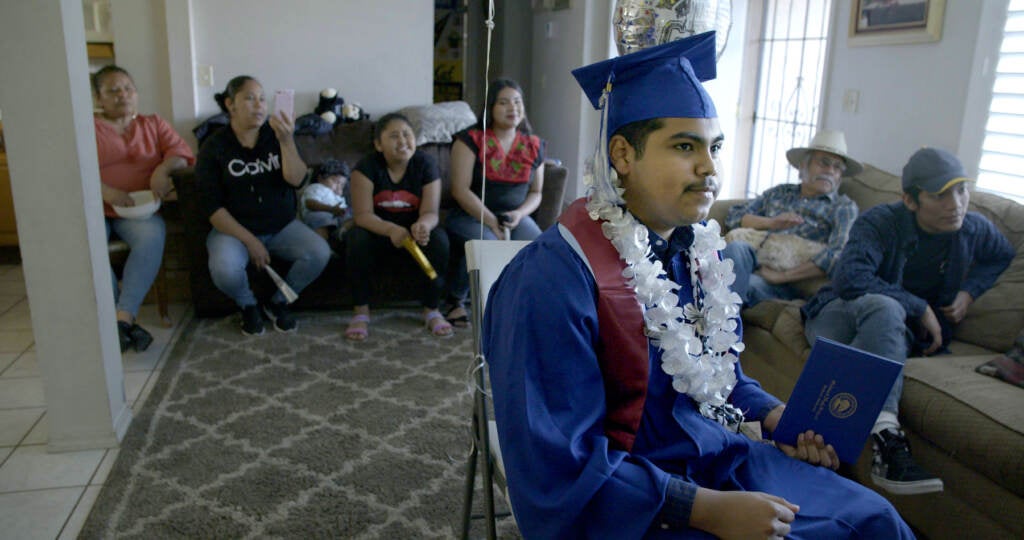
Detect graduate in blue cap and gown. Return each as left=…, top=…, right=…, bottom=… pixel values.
left=482, top=31, right=914, bottom=539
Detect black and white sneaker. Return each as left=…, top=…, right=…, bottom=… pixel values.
left=263, top=301, right=297, bottom=332
left=241, top=305, right=265, bottom=336
left=871, top=428, right=944, bottom=495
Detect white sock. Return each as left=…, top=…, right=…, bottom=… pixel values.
left=872, top=411, right=900, bottom=435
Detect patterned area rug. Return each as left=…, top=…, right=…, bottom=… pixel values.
left=79, top=309, right=520, bottom=539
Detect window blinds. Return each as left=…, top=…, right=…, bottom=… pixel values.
left=978, top=0, right=1024, bottom=204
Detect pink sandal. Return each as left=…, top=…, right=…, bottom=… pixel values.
left=345, top=314, right=370, bottom=341
left=425, top=310, right=453, bottom=337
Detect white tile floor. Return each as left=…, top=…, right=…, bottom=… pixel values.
left=0, top=263, right=190, bottom=539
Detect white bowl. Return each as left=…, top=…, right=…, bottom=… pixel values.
left=112, top=190, right=161, bottom=219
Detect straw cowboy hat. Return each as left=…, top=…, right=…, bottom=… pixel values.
left=785, top=129, right=863, bottom=176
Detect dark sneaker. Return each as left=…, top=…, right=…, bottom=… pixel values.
left=129, top=323, right=153, bottom=352
left=263, top=301, right=297, bottom=332
left=871, top=428, right=944, bottom=495
left=241, top=305, right=265, bottom=336
left=117, top=321, right=133, bottom=353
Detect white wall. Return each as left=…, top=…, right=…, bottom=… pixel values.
left=189, top=0, right=432, bottom=121
left=109, top=0, right=173, bottom=122
left=822, top=1, right=984, bottom=174
left=703, top=0, right=747, bottom=199
left=528, top=0, right=749, bottom=202
left=529, top=2, right=599, bottom=202
left=497, top=2, right=534, bottom=95
left=110, top=0, right=434, bottom=141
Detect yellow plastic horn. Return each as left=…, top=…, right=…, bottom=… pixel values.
left=402, top=236, right=438, bottom=280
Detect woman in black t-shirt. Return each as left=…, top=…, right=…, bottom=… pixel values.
left=196, top=75, right=330, bottom=336
left=344, top=113, right=451, bottom=340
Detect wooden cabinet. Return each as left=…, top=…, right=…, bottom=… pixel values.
left=87, top=42, right=114, bottom=59
left=0, top=152, right=17, bottom=247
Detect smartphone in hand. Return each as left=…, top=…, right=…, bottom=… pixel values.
left=274, top=89, right=294, bottom=119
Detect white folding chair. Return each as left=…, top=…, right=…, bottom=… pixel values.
left=459, top=239, right=529, bottom=540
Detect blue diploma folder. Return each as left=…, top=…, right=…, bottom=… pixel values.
left=773, top=337, right=902, bottom=463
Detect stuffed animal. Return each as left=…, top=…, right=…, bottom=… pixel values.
left=724, top=227, right=826, bottom=271
left=341, top=102, right=366, bottom=123
left=314, top=88, right=344, bottom=126
left=293, top=88, right=340, bottom=136
left=314, top=88, right=367, bottom=124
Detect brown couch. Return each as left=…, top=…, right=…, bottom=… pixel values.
left=173, top=116, right=569, bottom=317
left=709, top=164, right=1024, bottom=540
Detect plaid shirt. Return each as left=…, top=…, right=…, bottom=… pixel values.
left=725, top=183, right=858, bottom=274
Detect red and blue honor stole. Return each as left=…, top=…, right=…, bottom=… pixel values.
left=373, top=190, right=420, bottom=214
left=559, top=198, right=649, bottom=452
left=470, top=129, right=541, bottom=184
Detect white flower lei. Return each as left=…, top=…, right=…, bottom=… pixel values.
left=583, top=164, right=747, bottom=426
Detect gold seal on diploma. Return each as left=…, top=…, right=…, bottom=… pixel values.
left=829, top=392, right=858, bottom=419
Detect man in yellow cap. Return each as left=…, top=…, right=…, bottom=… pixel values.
left=803, top=147, right=1014, bottom=496
left=483, top=32, right=913, bottom=538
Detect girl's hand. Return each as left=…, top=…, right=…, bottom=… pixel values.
left=410, top=221, right=430, bottom=246
left=484, top=214, right=506, bottom=239
left=502, top=209, right=524, bottom=229
left=388, top=225, right=411, bottom=249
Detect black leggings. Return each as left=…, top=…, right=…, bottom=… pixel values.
left=344, top=225, right=449, bottom=308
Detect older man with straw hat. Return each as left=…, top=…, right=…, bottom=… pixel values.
left=723, top=129, right=863, bottom=306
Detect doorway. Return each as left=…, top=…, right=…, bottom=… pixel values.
left=434, top=0, right=469, bottom=103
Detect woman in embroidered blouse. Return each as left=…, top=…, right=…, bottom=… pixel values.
left=444, top=79, right=546, bottom=326
left=93, top=65, right=194, bottom=353
left=343, top=113, right=452, bottom=340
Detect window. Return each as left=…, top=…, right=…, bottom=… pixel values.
left=977, top=0, right=1024, bottom=204
left=738, top=0, right=834, bottom=197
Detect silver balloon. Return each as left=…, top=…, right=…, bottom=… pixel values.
left=613, top=0, right=732, bottom=58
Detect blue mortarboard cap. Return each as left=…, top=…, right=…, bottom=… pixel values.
left=572, top=31, right=718, bottom=138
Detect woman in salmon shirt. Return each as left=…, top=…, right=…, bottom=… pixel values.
left=93, top=65, right=194, bottom=352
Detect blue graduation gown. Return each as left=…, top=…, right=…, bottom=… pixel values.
left=482, top=225, right=913, bottom=539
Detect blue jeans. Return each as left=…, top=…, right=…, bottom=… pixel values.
left=803, top=294, right=911, bottom=415
left=721, top=241, right=801, bottom=307
left=207, top=219, right=330, bottom=308
left=445, top=208, right=542, bottom=302
left=106, top=215, right=165, bottom=318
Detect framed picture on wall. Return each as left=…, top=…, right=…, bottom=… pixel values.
left=849, top=0, right=946, bottom=46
